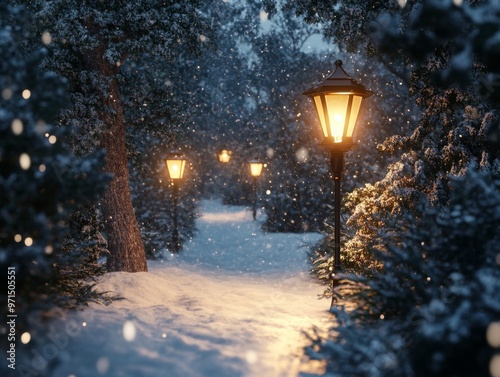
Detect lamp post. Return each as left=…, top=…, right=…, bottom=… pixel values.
left=248, top=159, right=263, bottom=220
left=165, top=153, right=187, bottom=253
left=218, top=148, right=232, bottom=163
left=303, top=59, right=372, bottom=271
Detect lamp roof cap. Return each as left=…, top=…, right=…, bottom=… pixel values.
left=303, top=60, right=373, bottom=98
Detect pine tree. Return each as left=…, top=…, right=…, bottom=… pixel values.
left=306, top=168, right=500, bottom=377
left=0, top=1, right=107, bottom=324
left=271, top=0, right=500, bottom=375
left=18, top=0, right=214, bottom=272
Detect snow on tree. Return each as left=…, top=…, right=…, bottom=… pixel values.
left=0, top=2, right=107, bottom=323
left=263, top=0, right=500, bottom=375
left=305, top=167, right=500, bottom=377
left=17, top=0, right=214, bottom=272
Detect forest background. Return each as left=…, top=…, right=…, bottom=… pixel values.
left=1, top=1, right=500, bottom=376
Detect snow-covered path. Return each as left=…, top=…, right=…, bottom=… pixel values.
left=50, top=200, right=328, bottom=377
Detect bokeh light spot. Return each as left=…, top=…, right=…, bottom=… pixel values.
left=123, top=321, right=136, bottom=342
left=2, top=88, right=12, bottom=100
left=20, top=153, right=31, bottom=170
left=21, top=332, right=31, bottom=344
left=11, top=119, right=23, bottom=135
left=245, top=350, right=258, bottom=364
left=42, top=31, right=52, bottom=45
left=96, top=357, right=110, bottom=374
left=487, top=322, right=500, bottom=348
left=490, top=355, right=500, bottom=377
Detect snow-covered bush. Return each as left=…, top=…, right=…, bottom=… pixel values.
left=305, top=167, right=500, bottom=377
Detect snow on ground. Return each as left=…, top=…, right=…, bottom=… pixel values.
left=48, top=200, right=329, bottom=377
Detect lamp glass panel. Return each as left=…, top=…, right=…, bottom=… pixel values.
left=346, top=95, right=363, bottom=138
left=325, top=94, right=350, bottom=142
left=166, top=159, right=186, bottom=179
left=313, top=96, right=328, bottom=139
left=250, top=163, right=263, bottom=177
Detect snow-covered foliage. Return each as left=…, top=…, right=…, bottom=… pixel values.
left=277, top=0, right=499, bottom=275
left=128, top=139, right=199, bottom=258
left=16, top=0, right=214, bottom=271
left=305, top=167, right=500, bottom=377
left=266, top=0, right=500, bottom=375
left=60, top=205, right=109, bottom=300
left=0, top=3, right=107, bottom=319
left=181, top=2, right=414, bottom=233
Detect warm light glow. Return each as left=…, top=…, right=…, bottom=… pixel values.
left=22, top=89, right=31, bottom=99
left=325, top=94, right=349, bottom=142
left=313, top=94, right=363, bottom=144
left=332, top=113, right=344, bottom=142
left=165, top=155, right=187, bottom=180
left=14, top=234, right=22, bottom=242
left=218, top=149, right=231, bottom=163
left=249, top=161, right=263, bottom=177
left=48, top=135, right=57, bottom=144
left=24, top=237, right=33, bottom=247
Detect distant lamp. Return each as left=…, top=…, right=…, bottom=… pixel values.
left=303, top=59, right=372, bottom=279
left=249, top=160, right=263, bottom=177
left=249, top=159, right=263, bottom=220
left=218, top=148, right=232, bottom=163
left=165, top=153, right=187, bottom=181
left=165, top=153, right=187, bottom=252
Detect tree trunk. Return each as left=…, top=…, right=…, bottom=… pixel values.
left=91, top=52, right=148, bottom=273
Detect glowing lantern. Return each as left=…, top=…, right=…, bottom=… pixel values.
left=165, top=153, right=186, bottom=181
left=303, top=60, right=372, bottom=150
left=164, top=153, right=187, bottom=252
left=303, top=60, right=373, bottom=295
left=218, top=148, right=232, bottom=163
left=249, top=160, right=263, bottom=177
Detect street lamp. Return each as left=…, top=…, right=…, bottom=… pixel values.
left=218, top=148, right=232, bottom=163
left=303, top=59, right=372, bottom=271
left=165, top=153, right=187, bottom=252
left=248, top=159, right=263, bottom=220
